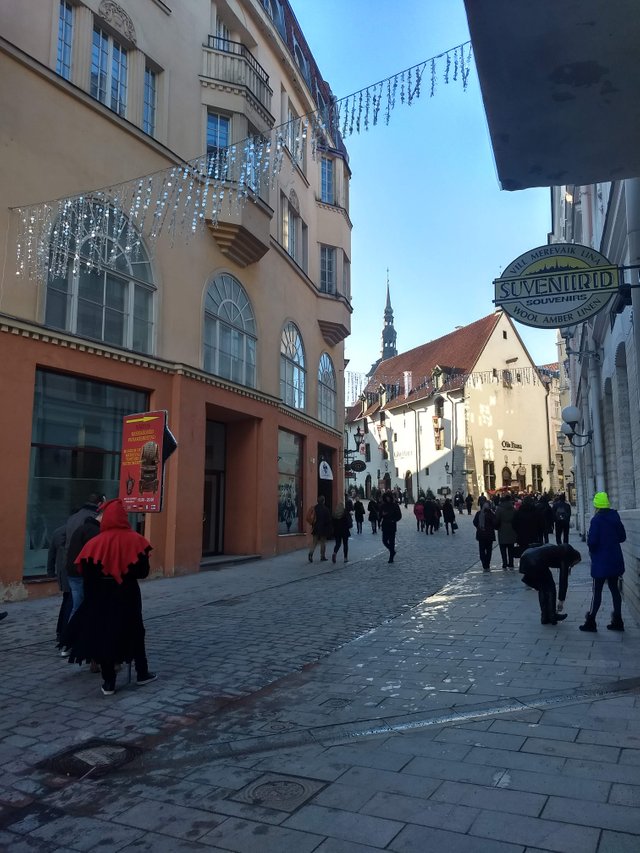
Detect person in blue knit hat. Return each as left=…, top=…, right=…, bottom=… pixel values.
left=579, top=492, right=626, bottom=633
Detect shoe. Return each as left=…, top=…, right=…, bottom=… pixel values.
left=502, top=565, right=507, bottom=570
left=579, top=613, right=598, bottom=632
left=308, top=553, right=313, bottom=563
left=555, top=614, right=567, bottom=622
left=137, top=672, right=157, bottom=685
left=344, top=558, right=349, bottom=563
left=60, top=648, right=70, bottom=657
left=0, top=612, right=7, bottom=621
left=388, top=556, right=394, bottom=564
left=320, top=557, right=328, bottom=561
left=331, top=554, right=336, bottom=564
left=607, top=613, right=625, bottom=632
left=101, top=681, right=116, bottom=696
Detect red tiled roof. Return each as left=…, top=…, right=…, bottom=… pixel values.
left=365, top=313, right=502, bottom=404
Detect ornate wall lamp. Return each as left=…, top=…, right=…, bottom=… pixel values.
left=560, top=405, right=593, bottom=447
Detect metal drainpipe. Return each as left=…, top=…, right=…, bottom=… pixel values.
left=625, top=178, right=640, bottom=407
left=587, top=337, right=606, bottom=493
left=414, top=408, right=421, bottom=496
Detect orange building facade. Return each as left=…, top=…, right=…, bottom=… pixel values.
left=0, top=0, right=351, bottom=600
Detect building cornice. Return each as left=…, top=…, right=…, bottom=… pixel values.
left=0, top=314, right=342, bottom=437
left=316, top=199, right=353, bottom=230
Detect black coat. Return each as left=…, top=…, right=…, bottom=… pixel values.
left=442, top=502, right=456, bottom=523
left=473, top=509, right=496, bottom=541
left=380, top=500, right=401, bottom=530
left=513, top=504, right=543, bottom=549
left=312, top=503, right=333, bottom=538
left=64, top=554, right=149, bottom=666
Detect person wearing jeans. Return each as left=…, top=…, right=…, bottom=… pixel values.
left=474, top=502, right=496, bottom=571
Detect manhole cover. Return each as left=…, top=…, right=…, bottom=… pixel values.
left=320, top=697, right=351, bottom=710
left=38, top=739, right=143, bottom=779
left=231, top=773, right=324, bottom=812
left=258, top=720, right=299, bottom=733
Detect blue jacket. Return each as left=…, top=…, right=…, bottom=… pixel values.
left=587, top=509, right=626, bottom=578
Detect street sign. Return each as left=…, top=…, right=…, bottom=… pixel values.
left=350, top=460, right=366, bottom=472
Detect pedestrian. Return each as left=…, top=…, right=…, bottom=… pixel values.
left=478, top=493, right=487, bottom=509
left=519, top=543, right=581, bottom=625
left=367, top=496, right=379, bottom=534
left=64, top=493, right=103, bottom=621
left=442, top=498, right=457, bottom=534
left=473, top=501, right=496, bottom=571
left=495, top=492, right=517, bottom=570
left=65, top=498, right=156, bottom=695
left=307, top=495, right=332, bottom=562
left=47, top=523, right=73, bottom=650
left=380, top=491, right=402, bottom=563
left=423, top=497, right=437, bottom=535
left=465, top=493, right=473, bottom=515
left=331, top=503, right=352, bottom=563
left=535, top=494, right=554, bottom=544
left=454, top=490, right=464, bottom=514
left=512, top=495, right=543, bottom=557
left=553, top=493, right=571, bottom=544
left=403, top=490, right=409, bottom=508
left=579, top=492, right=626, bottom=633
left=413, top=498, right=425, bottom=532
left=353, top=497, right=365, bottom=534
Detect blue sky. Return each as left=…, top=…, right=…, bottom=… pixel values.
left=293, top=0, right=558, bottom=388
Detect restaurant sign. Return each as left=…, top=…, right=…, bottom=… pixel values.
left=494, top=243, right=621, bottom=329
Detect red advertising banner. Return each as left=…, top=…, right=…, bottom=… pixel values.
left=119, top=410, right=167, bottom=513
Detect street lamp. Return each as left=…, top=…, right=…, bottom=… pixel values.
left=561, top=405, right=593, bottom=447
left=354, top=424, right=363, bottom=450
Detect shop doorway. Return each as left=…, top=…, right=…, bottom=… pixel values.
left=202, top=421, right=226, bottom=555
left=317, top=444, right=334, bottom=512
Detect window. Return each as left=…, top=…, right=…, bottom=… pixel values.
left=280, top=322, right=305, bottom=409
left=503, top=330, right=508, bottom=339
left=318, top=353, right=336, bottom=427
left=502, top=369, right=513, bottom=389
left=365, top=444, right=371, bottom=462
left=91, top=26, right=128, bottom=117
left=56, top=1, right=73, bottom=80
left=45, top=204, right=154, bottom=353
left=483, top=460, right=496, bottom=491
left=204, top=273, right=256, bottom=388
left=214, top=17, right=230, bottom=49
left=321, top=156, right=334, bottom=204
left=24, top=370, right=147, bottom=576
left=532, top=464, right=543, bottom=492
left=434, top=397, right=445, bottom=418
left=320, top=245, right=336, bottom=293
left=343, top=254, right=351, bottom=299
left=277, top=430, right=302, bottom=535
left=281, top=195, right=307, bottom=270
left=143, top=66, right=157, bottom=136
left=207, top=111, right=230, bottom=156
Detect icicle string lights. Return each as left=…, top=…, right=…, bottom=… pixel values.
left=12, top=41, right=472, bottom=280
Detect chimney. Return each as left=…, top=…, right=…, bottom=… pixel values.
left=403, top=371, right=412, bottom=399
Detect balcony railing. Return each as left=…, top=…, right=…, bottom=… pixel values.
left=203, top=36, right=273, bottom=114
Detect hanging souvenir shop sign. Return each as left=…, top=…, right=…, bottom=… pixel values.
left=494, top=243, right=621, bottom=329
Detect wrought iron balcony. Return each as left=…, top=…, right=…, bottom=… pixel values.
left=202, top=36, right=273, bottom=115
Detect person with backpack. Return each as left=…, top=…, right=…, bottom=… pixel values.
left=331, top=503, right=352, bottom=563
left=307, top=495, right=333, bottom=562
left=554, top=493, right=572, bottom=544
left=380, top=491, right=402, bottom=563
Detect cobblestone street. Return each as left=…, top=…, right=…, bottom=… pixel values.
left=1, top=510, right=639, bottom=852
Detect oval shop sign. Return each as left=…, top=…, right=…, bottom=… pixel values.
left=494, top=243, right=620, bottom=329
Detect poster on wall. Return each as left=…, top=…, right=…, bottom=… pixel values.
left=119, top=410, right=177, bottom=513
left=277, top=430, right=301, bottom=535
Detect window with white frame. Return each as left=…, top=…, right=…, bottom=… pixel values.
left=320, top=245, right=336, bottom=293
left=531, top=464, right=543, bottom=492
left=318, top=352, right=336, bottom=427
left=214, top=17, right=230, bottom=49
left=281, top=193, right=307, bottom=269
left=91, top=26, right=128, bottom=116
left=56, top=1, right=73, bottom=80
left=204, top=273, right=256, bottom=388
left=321, top=156, right=334, bottom=204
left=483, top=460, right=496, bottom=491
left=343, top=253, right=351, bottom=299
left=45, top=204, right=154, bottom=353
left=280, top=322, right=305, bottom=409
left=143, top=66, right=157, bottom=136
left=207, top=111, right=230, bottom=156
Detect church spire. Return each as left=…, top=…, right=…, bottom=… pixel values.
left=381, top=268, right=397, bottom=360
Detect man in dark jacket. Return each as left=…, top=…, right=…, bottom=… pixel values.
left=65, top=494, right=103, bottom=619
left=553, top=493, right=572, bottom=545
left=519, top=543, right=581, bottom=625
left=380, top=492, right=402, bottom=563
left=308, top=495, right=333, bottom=562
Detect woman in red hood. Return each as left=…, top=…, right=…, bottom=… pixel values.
left=66, top=498, right=156, bottom=695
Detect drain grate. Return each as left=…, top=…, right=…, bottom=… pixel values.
left=38, top=739, right=143, bottom=779
left=320, top=697, right=351, bottom=710
left=230, top=773, right=324, bottom=812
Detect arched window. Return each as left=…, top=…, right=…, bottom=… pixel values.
left=434, top=396, right=445, bottom=418
left=45, top=203, right=154, bottom=353
left=280, top=321, right=305, bottom=409
left=204, top=273, right=257, bottom=387
left=318, top=352, right=336, bottom=426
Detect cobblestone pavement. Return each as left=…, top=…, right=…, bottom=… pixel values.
left=1, top=510, right=639, bottom=851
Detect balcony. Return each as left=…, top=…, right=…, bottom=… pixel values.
left=202, top=37, right=273, bottom=117
left=206, top=194, right=273, bottom=268
left=316, top=291, right=351, bottom=346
